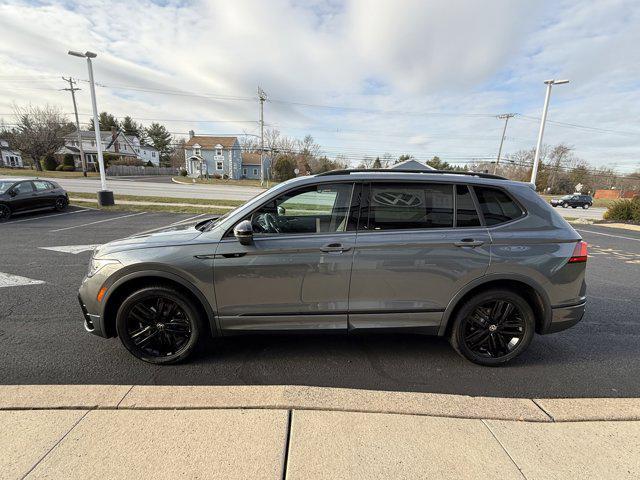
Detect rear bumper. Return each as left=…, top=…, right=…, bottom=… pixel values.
left=543, top=301, right=586, bottom=334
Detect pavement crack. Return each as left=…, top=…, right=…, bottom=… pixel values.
left=21, top=408, right=92, bottom=479
left=481, top=419, right=528, bottom=480
left=281, top=410, right=293, bottom=480
left=531, top=399, right=555, bottom=422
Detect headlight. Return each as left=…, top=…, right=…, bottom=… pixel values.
left=87, top=258, right=122, bottom=278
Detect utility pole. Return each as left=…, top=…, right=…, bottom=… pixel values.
left=62, top=77, right=87, bottom=177
left=531, top=79, right=569, bottom=186
left=258, top=87, right=267, bottom=187
left=493, top=113, right=515, bottom=175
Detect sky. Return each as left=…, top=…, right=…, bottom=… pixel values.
left=0, top=0, right=639, bottom=172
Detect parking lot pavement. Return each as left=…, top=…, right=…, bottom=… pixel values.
left=1, top=211, right=639, bottom=398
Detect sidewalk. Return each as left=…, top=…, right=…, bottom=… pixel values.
left=2, top=385, right=639, bottom=479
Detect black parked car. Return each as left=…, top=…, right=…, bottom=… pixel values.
left=550, top=194, right=593, bottom=209
left=0, top=178, right=69, bottom=221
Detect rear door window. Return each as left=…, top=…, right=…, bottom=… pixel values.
left=455, top=185, right=481, bottom=227
left=473, top=186, right=524, bottom=226
left=364, top=183, right=453, bottom=230
left=33, top=181, right=51, bottom=191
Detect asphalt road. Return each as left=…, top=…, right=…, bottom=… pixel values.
left=553, top=205, right=606, bottom=221
left=1, top=207, right=638, bottom=398
left=42, top=177, right=265, bottom=201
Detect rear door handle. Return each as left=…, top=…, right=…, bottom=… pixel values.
left=320, top=243, right=351, bottom=253
left=454, top=239, right=485, bottom=247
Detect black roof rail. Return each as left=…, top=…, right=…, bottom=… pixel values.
left=315, top=168, right=507, bottom=180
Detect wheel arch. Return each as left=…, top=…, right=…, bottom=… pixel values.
left=101, top=270, right=218, bottom=338
left=438, top=274, right=551, bottom=336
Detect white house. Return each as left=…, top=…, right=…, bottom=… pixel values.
left=56, top=128, right=160, bottom=167
left=0, top=139, right=23, bottom=168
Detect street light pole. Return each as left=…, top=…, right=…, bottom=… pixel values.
left=531, top=79, right=569, bottom=186
left=68, top=50, right=114, bottom=206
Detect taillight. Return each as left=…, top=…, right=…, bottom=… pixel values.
left=568, top=241, right=588, bottom=263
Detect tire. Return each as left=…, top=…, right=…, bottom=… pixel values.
left=54, top=196, right=68, bottom=211
left=116, top=285, right=204, bottom=364
left=583, top=204, right=590, bottom=209
left=0, top=204, right=11, bottom=221
left=449, top=289, right=535, bottom=366
left=572, top=205, right=577, bottom=208
left=561, top=203, right=567, bottom=208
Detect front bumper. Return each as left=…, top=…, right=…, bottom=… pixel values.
left=78, top=276, right=109, bottom=338
left=543, top=301, right=586, bottom=334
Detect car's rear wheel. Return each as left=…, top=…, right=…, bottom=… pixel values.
left=116, top=286, right=203, bottom=364
left=449, top=289, right=535, bottom=366
left=0, top=204, right=10, bottom=221
left=54, top=196, right=68, bottom=211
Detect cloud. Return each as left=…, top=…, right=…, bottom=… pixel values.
left=0, top=0, right=638, bottom=171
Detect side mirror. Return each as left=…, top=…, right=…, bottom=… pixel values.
left=233, top=220, right=253, bottom=245
left=277, top=205, right=286, bottom=216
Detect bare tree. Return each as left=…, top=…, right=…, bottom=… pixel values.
left=8, top=104, right=72, bottom=171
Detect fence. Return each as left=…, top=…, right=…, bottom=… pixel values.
left=106, top=165, right=176, bottom=176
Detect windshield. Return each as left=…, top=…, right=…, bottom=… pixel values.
left=0, top=181, right=15, bottom=193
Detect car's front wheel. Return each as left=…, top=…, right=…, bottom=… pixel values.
left=116, top=285, right=203, bottom=364
left=582, top=204, right=591, bottom=209
left=0, top=204, right=11, bottom=221
left=449, top=289, right=535, bottom=366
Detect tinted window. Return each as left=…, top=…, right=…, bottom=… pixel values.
left=474, top=186, right=523, bottom=226
left=249, top=183, right=354, bottom=235
left=13, top=181, right=34, bottom=194
left=365, top=183, right=453, bottom=230
left=456, top=185, right=481, bottom=227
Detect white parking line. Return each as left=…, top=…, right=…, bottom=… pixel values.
left=2, top=208, right=93, bottom=225
left=576, top=229, right=640, bottom=243
left=0, top=272, right=45, bottom=288
left=40, top=244, right=101, bottom=254
left=50, top=212, right=146, bottom=232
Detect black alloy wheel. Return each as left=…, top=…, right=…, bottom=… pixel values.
left=55, top=196, right=68, bottom=211
left=450, top=289, right=535, bottom=366
left=116, top=286, right=202, bottom=364
left=0, top=204, right=10, bottom=221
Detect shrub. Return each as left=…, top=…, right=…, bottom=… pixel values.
left=43, top=153, right=58, bottom=171
left=212, top=173, right=222, bottom=179
left=146, top=160, right=154, bottom=167
left=55, top=165, right=64, bottom=171
left=179, top=169, right=188, bottom=177
left=62, top=154, right=75, bottom=168
left=604, top=197, right=640, bottom=224
left=61, top=165, right=75, bottom=172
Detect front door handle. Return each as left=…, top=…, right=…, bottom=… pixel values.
left=454, top=239, right=485, bottom=248
left=320, top=243, right=351, bottom=253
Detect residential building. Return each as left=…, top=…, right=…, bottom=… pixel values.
left=0, top=139, right=23, bottom=168
left=241, top=152, right=271, bottom=180
left=389, top=159, right=436, bottom=171
left=56, top=128, right=159, bottom=168
left=184, top=132, right=242, bottom=179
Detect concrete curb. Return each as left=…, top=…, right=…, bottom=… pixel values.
left=2, top=385, right=640, bottom=422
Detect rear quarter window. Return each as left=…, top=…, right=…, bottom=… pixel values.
left=473, top=186, right=524, bottom=226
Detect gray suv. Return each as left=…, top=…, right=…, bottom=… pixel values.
left=78, top=169, right=587, bottom=366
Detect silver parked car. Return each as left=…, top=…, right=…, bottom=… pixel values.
left=78, top=169, right=587, bottom=366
